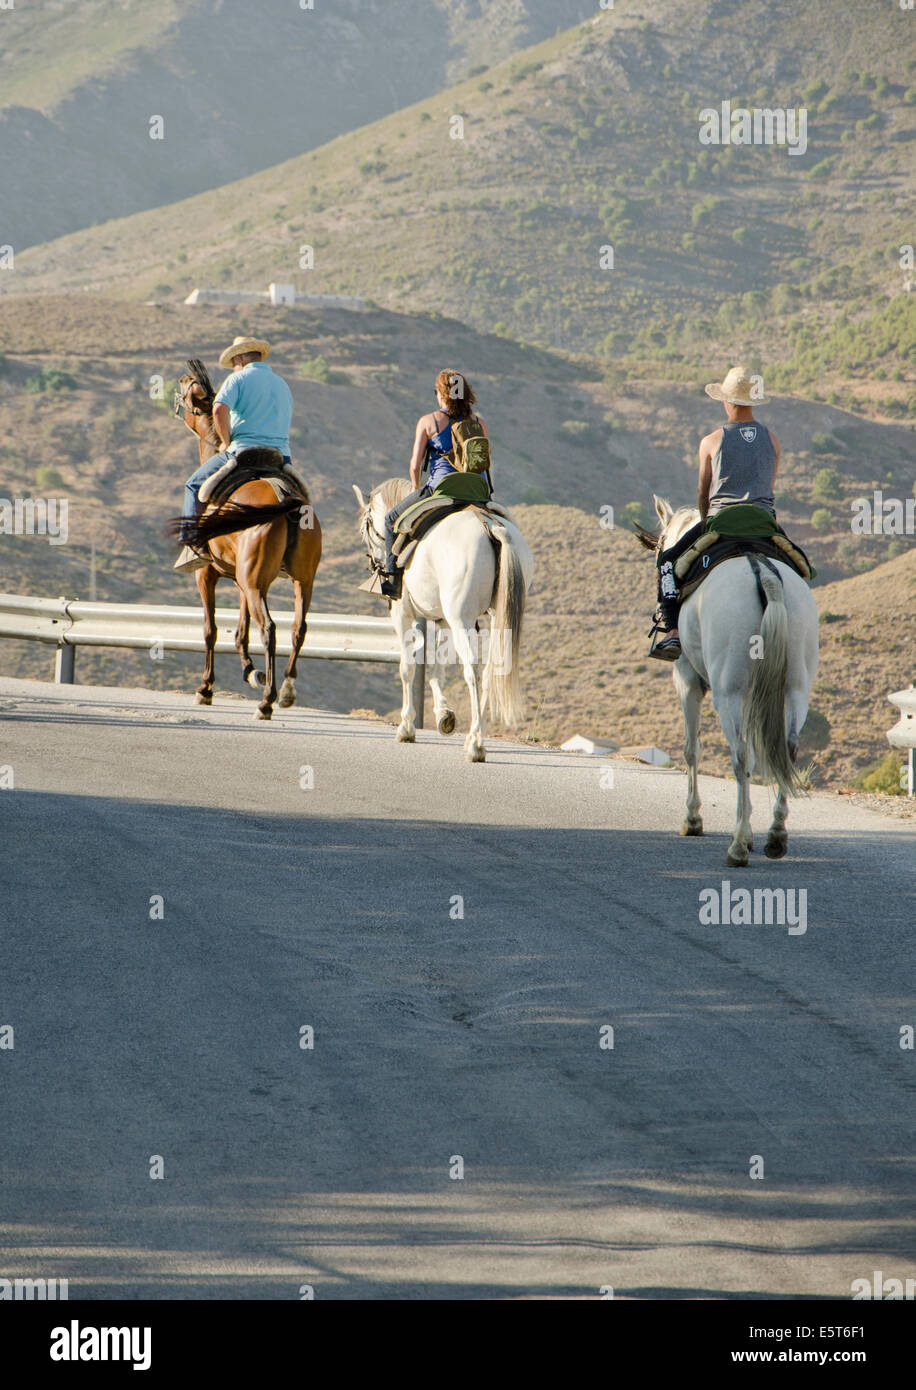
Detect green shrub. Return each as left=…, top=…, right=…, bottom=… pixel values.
left=559, top=420, right=600, bottom=447
left=854, top=752, right=905, bottom=795
left=811, top=507, right=833, bottom=532
left=298, top=356, right=346, bottom=385
left=811, top=432, right=842, bottom=454
left=812, top=465, right=843, bottom=501
left=522, top=486, right=548, bottom=505
left=621, top=500, right=648, bottom=529
left=35, top=466, right=65, bottom=489
left=25, top=366, right=78, bottom=393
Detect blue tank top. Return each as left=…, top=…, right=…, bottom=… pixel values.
left=708, top=420, right=776, bottom=516
left=425, top=416, right=458, bottom=488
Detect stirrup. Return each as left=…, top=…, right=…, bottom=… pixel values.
left=380, top=570, right=403, bottom=600
left=648, top=614, right=681, bottom=663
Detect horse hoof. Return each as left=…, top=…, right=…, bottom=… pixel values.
left=255, top=707, right=273, bottom=721
left=195, top=692, right=212, bottom=706
left=465, top=746, right=486, bottom=763
left=278, top=681, right=296, bottom=708
left=765, top=839, right=788, bottom=859
left=745, top=838, right=754, bottom=853
left=247, top=670, right=266, bottom=689
left=437, top=712, right=457, bottom=736
left=726, top=850, right=749, bottom=868
left=396, top=726, right=415, bottom=743
left=681, top=820, right=703, bottom=836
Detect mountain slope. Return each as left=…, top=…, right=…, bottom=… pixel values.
left=9, top=0, right=915, bottom=405
left=0, top=0, right=594, bottom=252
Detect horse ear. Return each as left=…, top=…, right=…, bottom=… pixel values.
left=654, top=495, right=673, bottom=525
left=352, top=484, right=367, bottom=510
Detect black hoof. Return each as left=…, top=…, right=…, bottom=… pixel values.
left=765, top=839, right=788, bottom=859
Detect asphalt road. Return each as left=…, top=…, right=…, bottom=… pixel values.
left=0, top=676, right=913, bottom=1300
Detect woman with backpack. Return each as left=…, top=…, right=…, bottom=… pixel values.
left=379, top=369, right=491, bottom=597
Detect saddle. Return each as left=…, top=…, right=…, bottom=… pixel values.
left=358, top=494, right=512, bottom=594
left=198, top=448, right=311, bottom=578
left=198, top=447, right=311, bottom=507
left=675, top=525, right=814, bottom=602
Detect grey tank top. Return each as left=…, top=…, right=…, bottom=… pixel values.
left=707, top=420, right=776, bottom=516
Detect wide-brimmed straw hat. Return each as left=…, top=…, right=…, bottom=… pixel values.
left=704, top=365, right=763, bottom=406
left=218, top=336, right=271, bottom=370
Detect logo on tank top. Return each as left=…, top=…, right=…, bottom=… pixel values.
left=739, top=426, right=757, bottom=443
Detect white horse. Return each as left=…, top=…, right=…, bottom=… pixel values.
left=640, top=498, right=819, bottom=866
left=354, top=480, right=533, bottom=761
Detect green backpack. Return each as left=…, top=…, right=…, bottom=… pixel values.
left=449, top=415, right=491, bottom=474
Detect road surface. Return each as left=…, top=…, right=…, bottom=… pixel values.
left=0, top=676, right=913, bottom=1299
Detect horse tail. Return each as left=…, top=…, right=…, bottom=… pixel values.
left=743, top=567, right=805, bottom=798
left=484, top=521, right=527, bottom=728
left=173, top=496, right=302, bottom=548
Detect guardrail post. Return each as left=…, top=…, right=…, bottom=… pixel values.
left=54, top=644, right=75, bottom=684
left=887, top=685, right=916, bottom=798
left=410, top=617, right=427, bottom=730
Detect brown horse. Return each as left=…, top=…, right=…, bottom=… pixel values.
left=172, top=360, right=322, bottom=720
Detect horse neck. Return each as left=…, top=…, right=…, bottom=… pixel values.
left=196, top=416, right=220, bottom=464
left=663, top=509, right=701, bottom=549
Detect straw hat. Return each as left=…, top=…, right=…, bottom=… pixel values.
left=704, top=365, right=763, bottom=406
left=218, top=335, right=271, bottom=370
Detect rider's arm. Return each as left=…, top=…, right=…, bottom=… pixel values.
left=408, top=416, right=431, bottom=489
left=769, top=428, right=781, bottom=481
left=213, top=401, right=232, bottom=450
left=697, top=429, right=719, bottom=520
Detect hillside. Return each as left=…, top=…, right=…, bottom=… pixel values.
left=0, top=0, right=594, bottom=252
left=0, top=294, right=912, bottom=786
left=7, top=0, right=916, bottom=413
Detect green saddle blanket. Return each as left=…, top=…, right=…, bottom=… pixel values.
left=705, top=504, right=777, bottom=539
left=433, top=472, right=490, bottom=502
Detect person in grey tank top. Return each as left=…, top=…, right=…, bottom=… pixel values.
left=650, top=365, right=781, bottom=661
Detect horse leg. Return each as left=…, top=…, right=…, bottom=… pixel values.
left=278, top=577, right=312, bottom=708
left=279, top=521, right=321, bottom=709
left=450, top=619, right=485, bottom=763
left=245, top=586, right=277, bottom=720
left=391, top=600, right=418, bottom=743
left=195, top=565, right=218, bottom=705
left=234, top=591, right=264, bottom=690
left=674, top=661, right=704, bottom=836
left=428, top=623, right=456, bottom=735
left=718, top=693, right=752, bottom=867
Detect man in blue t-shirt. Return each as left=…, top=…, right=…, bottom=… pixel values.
left=175, top=335, right=294, bottom=571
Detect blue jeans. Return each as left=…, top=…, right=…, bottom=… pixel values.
left=182, top=452, right=291, bottom=538
left=384, top=483, right=431, bottom=569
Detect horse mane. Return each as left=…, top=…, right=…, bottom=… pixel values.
left=186, top=358, right=216, bottom=411
left=633, top=501, right=701, bottom=552
left=373, top=477, right=413, bottom=511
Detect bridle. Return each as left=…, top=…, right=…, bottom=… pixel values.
left=174, top=377, right=209, bottom=420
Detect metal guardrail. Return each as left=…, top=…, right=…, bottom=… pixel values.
left=0, top=593, right=428, bottom=726
left=887, top=686, right=916, bottom=797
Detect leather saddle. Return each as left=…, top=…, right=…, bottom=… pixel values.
left=676, top=530, right=813, bottom=602
left=199, top=448, right=311, bottom=508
